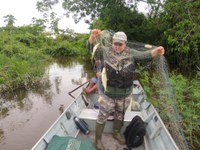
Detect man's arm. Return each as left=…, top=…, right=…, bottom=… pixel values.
left=131, top=46, right=165, bottom=62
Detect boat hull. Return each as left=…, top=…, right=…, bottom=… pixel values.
left=31, top=80, right=179, bottom=150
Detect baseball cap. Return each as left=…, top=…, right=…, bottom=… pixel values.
left=112, top=31, right=127, bottom=44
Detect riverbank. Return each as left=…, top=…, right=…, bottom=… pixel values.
left=0, top=57, right=90, bottom=150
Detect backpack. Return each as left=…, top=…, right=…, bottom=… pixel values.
left=124, top=115, right=146, bottom=149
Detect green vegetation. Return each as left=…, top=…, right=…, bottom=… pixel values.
left=170, top=73, right=200, bottom=149
left=0, top=25, right=50, bottom=94
left=43, top=33, right=89, bottom=56
left=140, top=69, right=200, bottom=150
left=0, top=25, right=89, bottom=94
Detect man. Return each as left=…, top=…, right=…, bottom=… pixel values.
left=91, top=30, right=164, bottom=150
left=82, top=76, right=98, bottom=96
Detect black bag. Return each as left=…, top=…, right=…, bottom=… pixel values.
left=124, top=115, right=146, bottom=149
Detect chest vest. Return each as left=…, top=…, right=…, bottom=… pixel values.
left=105, top=51, right=135, bottom=88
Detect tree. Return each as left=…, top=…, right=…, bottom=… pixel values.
left=161, top=0, right=200, bottom=72
left=32, top=17, right=47, bottom=30
left=36, top=0, right=149, bottom=22
left=3, top=14, right=16, bottom=27
left=36, top=0, right=163, bottom=42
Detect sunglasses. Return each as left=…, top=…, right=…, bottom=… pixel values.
left=113, top=42, right=124, bottom=46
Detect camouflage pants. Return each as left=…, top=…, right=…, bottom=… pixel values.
left=97, top=94, right=132, bottom=124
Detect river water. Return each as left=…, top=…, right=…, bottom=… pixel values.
left=0, top=56, right=93, bottom=150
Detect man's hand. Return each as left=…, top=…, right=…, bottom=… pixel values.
left=151, top=46, right=165, bottom=58
left=89, top=29, right=101, bottom=44
left=91, top=29, right=101, bottom=37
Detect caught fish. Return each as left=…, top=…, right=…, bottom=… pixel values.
left=101, top=67, right=107, bottom=92
left=144, top=44, right=153, bottom=49
left=98, top=97, right=103, bottom=102
left=92, top=43, right=100, bottom=60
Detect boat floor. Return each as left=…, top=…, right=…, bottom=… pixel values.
left=78, top=131, right=145, bottom=150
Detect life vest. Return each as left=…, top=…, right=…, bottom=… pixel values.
left=105, top=55, right=135, bottom=88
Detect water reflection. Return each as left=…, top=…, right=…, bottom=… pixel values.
left=0, top=77, right=52, bottom=116
left=54, top=76, right=61, bottom=94
left=0, top=56, right=92, bottom=150
left=0, top=56, right=91, bottom=114
left=0, top=128, right=4, bottom=141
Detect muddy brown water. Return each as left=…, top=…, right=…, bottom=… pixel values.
left=0, top=57, right=93, bottom=150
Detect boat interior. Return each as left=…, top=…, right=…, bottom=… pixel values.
left=31, top=81, right=179, bottom=150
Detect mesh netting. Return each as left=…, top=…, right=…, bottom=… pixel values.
left=94, top=30, right=189, bottom=150
left=153, top=56, right=189, bottom=150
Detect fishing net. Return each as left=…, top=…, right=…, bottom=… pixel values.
left=153, top=56, right=189, bottom=150
left=93, top=30, right=189, bottom=150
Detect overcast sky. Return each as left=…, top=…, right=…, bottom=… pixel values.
left=0, top=0, right=148, bottom=33
left=0, top=0, right=90, bottom=33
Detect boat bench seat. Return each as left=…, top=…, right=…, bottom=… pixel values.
left=79, top=109, right=143, bottom=122
left=79, top=109, right=143, bottom=132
